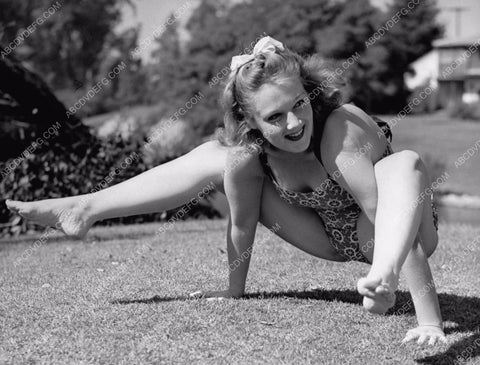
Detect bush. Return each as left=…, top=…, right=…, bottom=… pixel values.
left=0, top=133, right=220, bottom=237
left=90, top=104, right=169, bottom=140
left=447, top=101, right=480, bottom=121
left=142, top=118, right=201, bottom=166
left=407, top=83, right=439, bottom=114
left=422, top=153, right=448, bottom=189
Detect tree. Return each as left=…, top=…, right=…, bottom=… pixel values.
left=364, top=0, right=444, bottom=111
left=0, top=0, right=135, bottom=89
left=148, top=0, right=443, bottom=131
left=315, top=0, right=380, bottom=59
left=149, top=0, right=345, bottom=135
left=0, top=53, right=96, bottom=160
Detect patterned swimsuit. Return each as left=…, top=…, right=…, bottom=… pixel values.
left=260, top=110, right=438, bottom=263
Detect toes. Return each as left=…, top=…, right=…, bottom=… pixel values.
left=358, top=287, right=376, bottom=298
left=7, top=200, right=34, bottom=219
left=357, top=277, right=378, bottom=297
left=5, top=200, right=21, bottom=213
left=375, top=284, right=391, bottom=295
left=377, top=286, right=396, bottom=305
left=358, top=278, right=396, bottom=312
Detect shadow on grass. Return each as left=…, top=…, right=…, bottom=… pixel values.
left=111, top=288, right=363, bottom=305
left=0, top=225, right=224, bottom=245
left=0, top=231, right=157, bottom=245
left=414, top=294, right=480, bottom=364
left=113, top=289, right=480, bottom=364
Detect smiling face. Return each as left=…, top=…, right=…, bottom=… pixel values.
left=249, top=76, right=313, bottom=154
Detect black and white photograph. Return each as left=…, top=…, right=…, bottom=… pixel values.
left=1, top=0, right=479, bottom=363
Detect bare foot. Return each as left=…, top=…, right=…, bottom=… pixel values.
left=6, top=196, right=94, bottom=239
left=357, top=274, right=398, bottom=314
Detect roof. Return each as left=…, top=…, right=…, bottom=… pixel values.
left=434, top=34, right=480, bottom=48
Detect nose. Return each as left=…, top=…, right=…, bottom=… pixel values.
left=286, top=112, right=302, bottom=130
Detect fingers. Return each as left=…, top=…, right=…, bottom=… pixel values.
left=188, top=290, right=231, bottom=300
left=417, top=335, right=428, bottom=345
left=402, top=331, right=447, bottom=346
left=189, top=290, right=204, bottom=298
left=402, top=329, right=416, bottom=344
left=206, top=297, right=225, bottom=302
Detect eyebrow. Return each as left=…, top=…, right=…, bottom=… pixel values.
left=263, top=92, right=306, bottom=119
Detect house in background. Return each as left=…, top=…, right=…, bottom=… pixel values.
left=405, top=34, right=480, bottom=109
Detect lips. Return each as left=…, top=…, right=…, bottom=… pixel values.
left=285, top=126, right=305, bottom=141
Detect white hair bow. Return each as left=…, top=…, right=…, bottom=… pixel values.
left=230, top=36, right=285, bottom=73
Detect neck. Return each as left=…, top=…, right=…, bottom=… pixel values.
left=264, top=138, right=316, bottom=161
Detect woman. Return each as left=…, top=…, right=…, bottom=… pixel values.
left=7, top=37, right=445, bottom=345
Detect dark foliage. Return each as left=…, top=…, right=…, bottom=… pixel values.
left=0, top=54, right=219, bottom=237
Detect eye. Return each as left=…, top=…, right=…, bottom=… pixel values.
left=267, top=113, right=282, bottom=122
left=294, top=98, right=308, bottom=109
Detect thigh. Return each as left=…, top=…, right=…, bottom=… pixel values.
left=258, top=179, right=344, bottom=261
left=356, top=152, right=439, bottom=261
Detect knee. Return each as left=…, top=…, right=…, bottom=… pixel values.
left=397, top=150, right=423, bottom=171
left=388, top=150, right=423, bottom=174
left=375, top=150, right=425, bottom=180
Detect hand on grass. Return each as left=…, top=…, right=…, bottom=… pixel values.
left=402, top=325, right=446, bottom=345
left=188, top=289, right=240, bottom=301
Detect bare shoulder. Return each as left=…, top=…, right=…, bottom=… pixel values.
left=224, top=144, right=264, bottom=180
left=323, top=104, right=377, bottom=143
left=321, top=104, right=387, bottom=166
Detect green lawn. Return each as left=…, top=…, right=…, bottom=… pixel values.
left=386, top=111, right=480, bottom=196
left=1, top=220, right=479, bottom=364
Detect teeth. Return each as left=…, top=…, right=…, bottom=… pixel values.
left=289, top=128, right=303, bottom=137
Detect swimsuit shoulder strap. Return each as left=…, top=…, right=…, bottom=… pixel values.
left=258, top=151, right=278, bottom=183
left=371, top=115, right=393, bottom=142
left=312, top=107, right=394, bottom=162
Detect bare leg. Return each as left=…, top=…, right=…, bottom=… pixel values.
left=357, top=150, right=439, bottom=313
left=7, top=141, right=338, bottom=261
left=6, top=141, right=228, bottom=238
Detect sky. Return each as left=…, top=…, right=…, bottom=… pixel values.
left=119, top=0, right=480, bottom=62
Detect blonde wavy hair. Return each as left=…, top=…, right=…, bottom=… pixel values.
left=217, top=45, right=344, bottom=152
